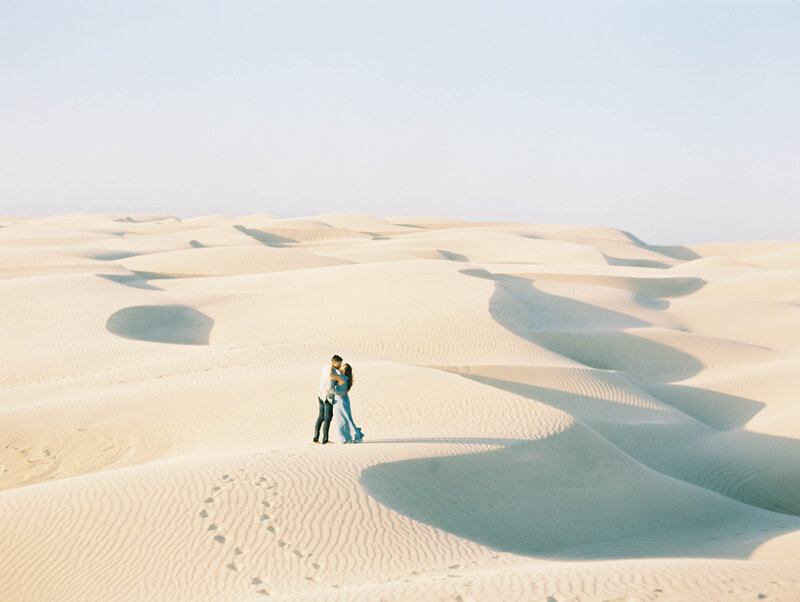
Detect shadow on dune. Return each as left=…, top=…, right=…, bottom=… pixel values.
left=451, top=373, right=800, bottom=513
left=360, top=264, right=800, bottom=560
left=106, top=305, right=213, bottom=344
left=474, top=268, right=706, bottom=299
left=390, top=223, right=427, bottom=230
left=527, top=330, right=705, bottom=381
left=598, top=420, right=800, bottom=517
left=602, top=254, right=672, bottom=269
left=92, top=251, right=140, bottom=261
left=464, top=269, right=651, bottom=328
left=96, top=269, right=182, bottom=291
left=234, top=225, right=296, bottom=247
left=618, top=232, right=703, bottom=263
left=460, top=268, right=706, bottom=382
left=96, top=274, right=163, bottom=291
left=458, top=371, right=764, bottom=434
left=649, top=245, right=703, bottom=261
left=360, top=425, right=800, bottom=560
left=640, top=383, right=766, bottom=430
left=363, top=232, right=390, bottom=240
left=129, top=270, right=182, bottom=280
left=438, top=249, right=469, bottom=262
left=456, top=270, right=800, bottom=514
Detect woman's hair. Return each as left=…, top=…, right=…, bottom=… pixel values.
left=342, top=363, right=354, bottom=391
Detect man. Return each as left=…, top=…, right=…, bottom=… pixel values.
left=313, top=354, right=342, bottom=444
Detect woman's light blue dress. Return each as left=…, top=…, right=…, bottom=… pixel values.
left=332, top=376, right=361, bottom=443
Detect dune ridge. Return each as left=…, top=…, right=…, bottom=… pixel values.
left=1, top=214, right=798, bottom=601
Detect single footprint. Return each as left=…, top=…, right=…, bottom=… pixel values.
left=227, top=561, right=243, bottom=572
left=257, top=588, right=271, bottom=596
left=251, top=577, right=263, bottom=585
left=214, top=534, right=226, bottom=544
left=292, top=549, right=303, bottom=558
left=277, top=540, right=288, bottom=548
left=305, top=575, right=321, bottom=583
left=266, top=525, right=276, bottom=533
left=448, top=564, right=460, bottom=569
left=204, top=498, right=215, bottom=504
left=235, top=546, right=249, bottom=556
left=262, top=501, right=271, bottom=508
left=260, top=513, right=270, bottom=521
left=311, top=563, right=321, bottom=570
left=199, top=509, right=211, bottom=519
left=212, top=485, right=224, bottom=492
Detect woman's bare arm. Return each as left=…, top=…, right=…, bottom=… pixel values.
left=329, top=370, right=345, bottom=385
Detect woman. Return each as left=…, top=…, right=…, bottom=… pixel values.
left=329, top=363, right=364, bottom=444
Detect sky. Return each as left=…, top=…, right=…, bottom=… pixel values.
left=1, top=1, right=798, bottom=244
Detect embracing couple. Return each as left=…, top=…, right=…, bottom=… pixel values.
left=313, top=354, right=364, bottom=445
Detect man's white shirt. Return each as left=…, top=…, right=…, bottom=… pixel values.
left=318, top=364, right=339, bottom=401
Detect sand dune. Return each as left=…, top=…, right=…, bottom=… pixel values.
left=1, top=214, right=798, bottom=601
left=119, top=246, right=352, bottom=277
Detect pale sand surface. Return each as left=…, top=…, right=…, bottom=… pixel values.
left=1, top=213, right=799, bottom=601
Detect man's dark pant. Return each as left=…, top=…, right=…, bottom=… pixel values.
left=314, top=397, right=333, bottom=443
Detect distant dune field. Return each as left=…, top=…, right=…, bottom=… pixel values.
left=1, top=213, right=799, bottom=601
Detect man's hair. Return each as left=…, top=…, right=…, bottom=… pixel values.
left=331, top=355, right=343, bottom=363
